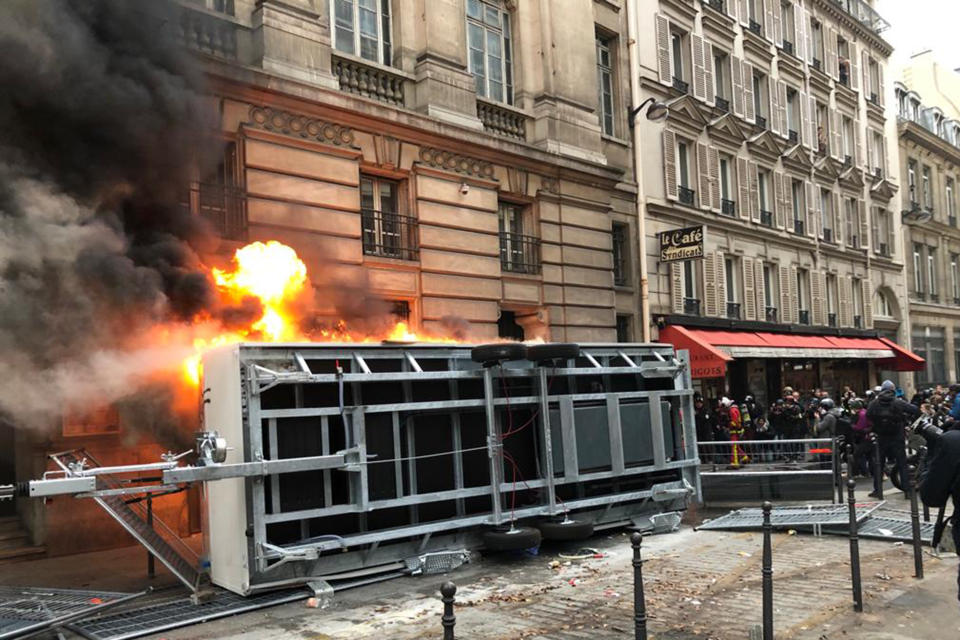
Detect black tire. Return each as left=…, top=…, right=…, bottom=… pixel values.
left=527, top=343, right=580, bottom=364
left=888, top=464, right=902, bottom=491
left=482, top=526, right=542, bottom=551
left=536, top=518, right=594, bottom=541
left=471, top=342, right=528, bottom=365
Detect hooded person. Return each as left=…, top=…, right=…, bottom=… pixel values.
left=867, top=379, right=921, bottom=493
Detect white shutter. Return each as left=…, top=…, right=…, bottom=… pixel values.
left=764, top=0, right=774, bottom=42
left=826, top=26, right=838, bottom=80
left=831, top=111, right=842, bottom=160
left=793, top=4, right=805, bottom=60
left=866, top=126, right=874, bottom=171
left=655, top=14, right=672, bottom=86
left=859, top=200, right=869, bottom=251
left=704, top=41, right=715, bottom=106
left=732, top=56, right=745, bottom=117
left=811, top=271, right=824, bottom=325
left=743, top=61, right=755, bottom=123
left=813, top=185, right=823, bottom=239
left=861, top=279, right=874, bottom=328
left=738, top=156, right=750, bottom=220
left=805, top=181, right=817, bottom=238
left=809, top=94, right=819, bottom=153
left=704, top=253, right=718, bottom=316
left=774, top=170, right=785, bottom=229
left=750, top=161, right=761, bottom=222
left=878, top=63, right=885, bottom=106
left=788, top=265, right=799, bottom=323
left=697, top=142, right=711, bottom=209
left=839, top=276, right=853, bottom=327
left=804, top=9, right=814, bottom=65
left=743, top=259, right=757, bottom=320
left=709, top=146, right=721, bottom=211
left=832, top=191, right=842, bottom=244
left=780, top=265, right=793, bottom=323
left=862, top=50, right=871, bottom=97
left=738, top=0, right=749, bottom=27
left=716, top=252, right=727, bottom=315
left=670, top=262, right=684, bottom=314
left=850, top=42, right=859, bottom=91
left=800, top=90, right=810, bottom=148
left=663, top=129, right=677, bottom=201
left=855, top=118, right=865, bottom=168
left=770, top=77, right=780, bottom=135
left=755, top=259, right=767, bottom=320
left=692, top=34, right=706, bottom=101
left=778, top=81, right=788, bottom=138
left=772, top=0, right=782, bottom=47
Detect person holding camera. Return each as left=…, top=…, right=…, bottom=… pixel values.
left=918, top=424, right=960, bottom=601
left=867, top=379, right=920, bottom=495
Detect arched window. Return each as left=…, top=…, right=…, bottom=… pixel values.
left=874, top=290, right=892, bottom=318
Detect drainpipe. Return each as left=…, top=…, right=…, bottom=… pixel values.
left=626, top=0, right=651, bottom=342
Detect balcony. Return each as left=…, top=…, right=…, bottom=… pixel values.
left=812, top=58, right=823, bottom=73
left=362, top=210, right=419, bottom=261
left=828, top=312, right=837, bottom=328
left=679, top=186, right=696, bottom=206
left=914, top=291, right=926, bottom=301
left=477, top=99, right=529, bottom=141
left=182, top=181, right=247, bottom=241
left=756, top=115, right=767, bottom=130
left=798, top=309, right=810, bottom=325
left=726, top=302, right=741, bottom=319
left=765, top=306, right=778, bottom=322
left=684, top=298, right=702, bottom=315
left=721, top=199, right=737, bottom=216
left=838, top=70, right=849, bottom=87
left=333, top=54, right=408, bottom=107
left=950, top=215, right=958, bottom=227
left=748, top=19, right=763, bottom=36
left=177, top=2, right=243, bottom=61
left=830, top=0, right=891, bottom=36
left=760, top=210, right=773, bottom=227
left=873, top=167, right=883, bottom=180
left=715, top=97, right=730, bottom=114
left=879, top=243, right=890, bottom=257
left=849, top=235, right=859, bottom=249
left=704, top=0, right=725, bottom=12
left=793, top=219, right=805, bottom=235
left=673, top=77, right=689, bottom=94
left=868, top=93, right=879, bottom=106
left=822, top=228, right=833, bottom=243
left=782, top=39, right=794, bottom=56
left=500, top=232, right=541, bottom=274
left=843, top=155, right=853, bottom=169
left=853, top=315, right=863, bottom=329
left=930, top=293, right=941, bottom=304
left=788, top=129, right=799, bottom=144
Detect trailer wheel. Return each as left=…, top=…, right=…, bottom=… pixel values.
left=536, top=518, right=594, bottom=541
left=471, top=343, right=527, bottom=365
left=482, top=526, right=542, bottom=551
left=527, top=343, right=580, bottom=364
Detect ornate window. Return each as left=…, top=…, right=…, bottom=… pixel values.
left=332, top=0, right=392, bottom=65
left=467, top=0, right=514, bottom=105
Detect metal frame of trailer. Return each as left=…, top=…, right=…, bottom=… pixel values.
left=201, top=342, right=700, bottom=595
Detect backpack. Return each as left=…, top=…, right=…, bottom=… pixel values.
left=870, top=400, right=902, bottom=437
left=835, top=413, right=853, bottom=440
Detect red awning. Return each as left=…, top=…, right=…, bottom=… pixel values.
left=658, top=326, right=924, bottom=378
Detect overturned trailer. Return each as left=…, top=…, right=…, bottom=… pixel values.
left=201, top=341, right=699, bottom=595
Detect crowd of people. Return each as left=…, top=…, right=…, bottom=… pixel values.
left=694, top=380, right=960, bottom=491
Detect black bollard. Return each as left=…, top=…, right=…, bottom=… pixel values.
left=441, top=581, right=456, bottom=640
left=919, top=447, right=930, bottom=522
left=761, top=501, right=774, bottom=640
left=847, top=478, right=863, bottom=612
left=833, top=438, right=843, bottom=504
left=871, top=435, right=883, bottom=500
left=845, top=443, right=856, bottom=481
left=631, top=532, right=648, bottom=640
left=908, top=465, right=924, bottom=579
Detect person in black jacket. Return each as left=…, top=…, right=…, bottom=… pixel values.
left=867, top=379, right=921, bottom=494
left=919, top=428, right=960, bottom=601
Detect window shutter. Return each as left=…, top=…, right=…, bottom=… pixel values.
left=774, top=170, right=785, bottom=229
left=764, top=0, right=775, bottom=42
left=805, top=181, right=816, bottom=238
left=731, top=56, right=745, bottom=117
left=804, top=10, right=814, bottom=65
left=826, top=27, right=838, bottom=81
left=861, top=279, right=874, bottom=328
left=655, top=14, right=672, bottom=86
left=809, top=95, right=819, bottom=153
left=859, top=200, right=869, bottom=251
left=709, top=147, right=721, bottom=211
left=866, top=127, right=874, bottom=170
left=755, top=259, right=767, bottom=319
left=778, top=81, right=788, bottom=138
left=811, top=271, right=824, bottom=325
left=878, top=63, right=885, bottom=107
left=800, top=90, right=810, bottom=148
left=770, top=78, right=780, bottom=135
left=881, top=135, right=888, bottom=176
left=697, top=142, right=711, bottom=209
left=855, top=118, right=865, bottom=168
left=663, top=129, right=678, bottom=201
left=704, top=42, right=715, bottom=106
left=670, top=262, right=684, bottom=314
left=726, top=0, right=736, bottom=19
left=839, top=276, right=853, bottom=328
left=831, top=111, right=842, bottom=161
left=871, top=208, right=881, bottom=252
left=750, top=161, right=760, bottom=222
left=794, top=4, right=805, bottom=60
left=743, top=258, right=757, bottom=320
left=832, top=191, right=842, bottom=244
left=715, top=251, right=727, bottom=313
left=780, top=265, right=792, bottom=323
left=737, top=156, right=750, bottom=220
left=692, top=34, right=706, bottom=101
left=743, top=61, right=755, bottom=123
left=849, top=42, right=859, bottom=91
left=738, top=0, right=749, bottom=27
left=862, top=50, right=871, bottom=96
left=772, top=0, right=782, bottom=46
left=788, top=265, right=799, bottom=322
left=704, top=253, right=718, bottom=316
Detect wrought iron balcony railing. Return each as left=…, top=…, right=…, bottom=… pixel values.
left=704, top=0, right=725, bottom=13
left=765, top=306, right=778, bottom=322
left=721, top=199, right=736, bottom=216
left=949, top=215, right=957, bottom=227
left=756, top=115, right=767, bottom=130
left=930, top=293, right=940, bottom=304
left=782, top=40, right=794, bottom=56
left=812, top=58, right=823, bottom=72
left=477, top=99, right=529, bottom=141
left=500, top=232, right=541, bottom=274
left=760, top=210, right=773, bottom=227
left=849, top=234, right=859, bottom=249
left=828, top=312, right=837, bottom=327
left=673, top=77, right=689, bottom=94
left=748, top=19, right=763, bottom=36
left=853, top=314, right=863, bottom=329
left=678, top=186, right=696, bottom=206
left=182, top=181, right=247, bottom=241
left=868, top=93, right=879, bottom=106
left=789, top=129, right=799, bottom=144
left=873, top=167, right=883, bottom=180
left=726, top=302, right=741, bottom=319
left=822, top=228, right=833, bottom=243
left=843, top=155, right=853, bottom=169
left=684, top=298, right=701, bottom=315
left=715, top=97, right=730, bottom=114
left=879, top=243, right=890, bottom=257
left=798, top=309, right=811, bottom=325
left=362, top=209, right=419, bottom=261
left=830, top=0, right=891, bottom=36
left=333, top=54, right=408, bottom=107
left=793, top=219, right=805, bottom=235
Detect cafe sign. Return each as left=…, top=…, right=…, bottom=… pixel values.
left=658, top=225, right=704, bottom=263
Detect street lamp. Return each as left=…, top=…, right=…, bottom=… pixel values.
left=628, top=97, right=669, bottom=126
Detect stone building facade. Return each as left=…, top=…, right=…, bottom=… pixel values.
left=632, top=0, right=918, bottom=404
left=896, top=54, right=960, bottom=388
